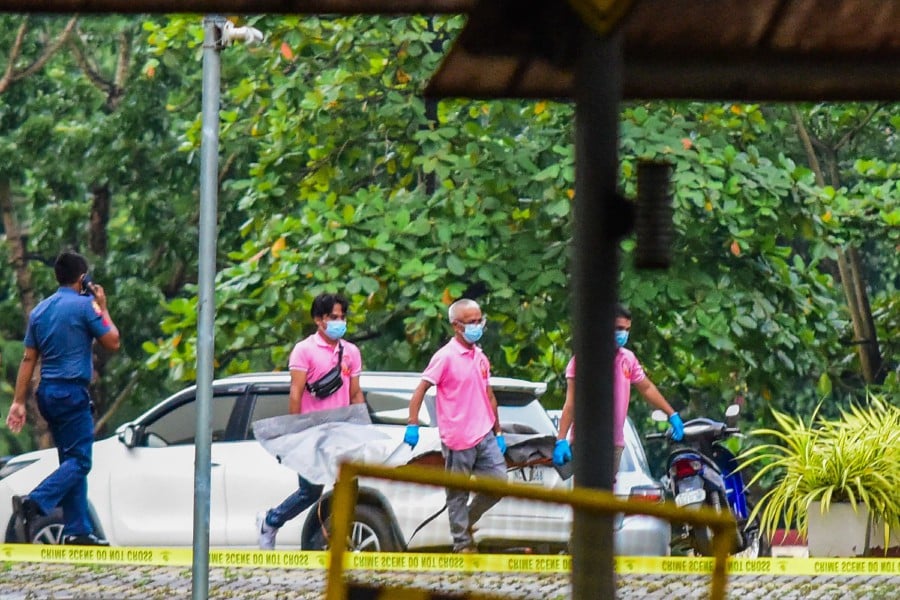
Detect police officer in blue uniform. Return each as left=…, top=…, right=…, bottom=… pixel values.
left=6, top=250, right=120, bottom=545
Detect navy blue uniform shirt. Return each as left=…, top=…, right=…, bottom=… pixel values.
left=24, top=287, right=111, bottom=384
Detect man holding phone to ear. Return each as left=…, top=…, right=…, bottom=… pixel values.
left=6, top=250, right=120, bottom=546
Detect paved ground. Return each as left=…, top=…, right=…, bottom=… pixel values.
left=1, top=562, right=899, bottom=599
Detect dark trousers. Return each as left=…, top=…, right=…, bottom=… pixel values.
left=31, top=381, right=95, bottom=537
left=265, top=475, right=324, bottom=529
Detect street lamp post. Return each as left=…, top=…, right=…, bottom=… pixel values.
left=195, top=15, right=261, bottom=600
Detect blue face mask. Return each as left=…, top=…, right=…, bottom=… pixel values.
left=615, top=330, right=629, bottom=348
left=325, top=320, right=347, bottom=340
left=463, top=323, right=484, bottom=344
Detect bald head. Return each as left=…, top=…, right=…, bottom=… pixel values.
left=448, top=298, right=480, bottom=323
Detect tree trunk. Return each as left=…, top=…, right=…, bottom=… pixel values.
left=0, top=179, right=52, bottom=449
left=89, top=182, right=110, bottom=256
left=837, top=247, right=883, bottom=383
left=791, top=107, right=883, bottom=385
left=0, top=179, right=36, bottom=320
left=88, top=183, right=112, bottom=423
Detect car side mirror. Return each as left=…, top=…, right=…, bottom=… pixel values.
left=118, top=424, right=140, bottom=448
left=725, top=404, right=740, bottom=427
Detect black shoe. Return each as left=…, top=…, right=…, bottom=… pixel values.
left=63, top=533, right=109, bottom=546
left=11, top=495, right=42, bottom=543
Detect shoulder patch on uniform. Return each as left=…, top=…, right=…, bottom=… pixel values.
left=91, top=300, right=103, bottom=315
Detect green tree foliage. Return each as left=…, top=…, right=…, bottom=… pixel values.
left=142, top=15, right=577, bottom=388
left=0, top=14, right=199, bottom=452
left=143, top=16, right=897, bottom=421
left=1, top=14, right=896, bottom=458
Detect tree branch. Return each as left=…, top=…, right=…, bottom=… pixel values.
left=834, top=102, right=888, bottom=152
left=106, top=30, right=132, bottom=110
left=790, top=105, right=825, bottom=187
left=113, top=30, right=130, bottom=89
left=0, top=18, right=29, bottom=94
left=16, top=16, right=78, bottom=81
left=218, top=151, right=238, bottom=186
left=94, top=371, right=140, bottom=433
left=68, top=27, right=113, bottom=96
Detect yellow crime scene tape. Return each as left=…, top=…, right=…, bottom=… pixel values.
left=1, top=545, right=899, bottom=577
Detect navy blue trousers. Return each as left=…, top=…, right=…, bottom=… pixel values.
left=265, top=475, right=324, bottom=529
left=31, top=381, right=95, bottom=537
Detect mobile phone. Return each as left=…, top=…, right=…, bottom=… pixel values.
left=81, top=273, right=95, bottom=296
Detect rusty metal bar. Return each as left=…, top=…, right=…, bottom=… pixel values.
left=0, top=0, right=474, bottom=14
left=326, top=460, right=734, bottom=600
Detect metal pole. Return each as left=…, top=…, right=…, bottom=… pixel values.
left=571, top=21, right=623, bottom=600
left=193, top=14, right=223, bottom=600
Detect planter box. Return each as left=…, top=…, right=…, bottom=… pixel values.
left=807, top=501, right=900, bottom=557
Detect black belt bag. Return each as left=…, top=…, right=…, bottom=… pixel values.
left=306, top=344, right=344, bottom=399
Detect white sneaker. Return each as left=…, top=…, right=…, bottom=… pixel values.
left=256, top=512, right=278, bottom=550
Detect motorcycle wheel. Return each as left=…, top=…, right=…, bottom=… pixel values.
left=691, top=490, right=729, bottom=557
left=733, top=506, right=771, bottom=558
left=732, top=525, right=771, bottom=558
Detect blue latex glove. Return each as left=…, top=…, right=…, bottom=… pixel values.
left=496, top=434, right=507, bottom=455
left=552, top=439, right=572, bottom=466
left=668, top=412, right=685, bottom=441
left=403, top=424, right=419, bottom=448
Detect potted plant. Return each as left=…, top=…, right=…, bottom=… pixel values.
left=738, top=393, right=900, bottom=557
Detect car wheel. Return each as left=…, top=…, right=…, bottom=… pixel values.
left=29, top=514, right=66, bottom=544
left=7, top=510, right=66, bottom=544
left=309, top=505, right=398, bottom=552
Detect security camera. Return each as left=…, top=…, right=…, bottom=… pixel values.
left=221, top=21, right=264, bottom=46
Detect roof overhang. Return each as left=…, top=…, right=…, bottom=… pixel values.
left=427, top=0, right=900, bottom=100
left=0, top=0, right=474, bottom=12
left=3, top=0, right=898, bottom=100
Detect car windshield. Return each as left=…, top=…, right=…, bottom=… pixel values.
left=365, top=387, right=553, bottom=436
left=496, top=391, right=555, bottom=435
left=364, top=389, right=425, bottom=425
left=622, top=418, right=649, bottom=475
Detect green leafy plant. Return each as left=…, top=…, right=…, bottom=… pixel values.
left=739, top=393, right=900, bottom=544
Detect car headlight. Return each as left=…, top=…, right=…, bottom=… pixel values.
left=0, top=459, right=38, bottom=480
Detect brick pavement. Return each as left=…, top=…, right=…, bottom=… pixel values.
left=1, top=562, right=900, bottom=599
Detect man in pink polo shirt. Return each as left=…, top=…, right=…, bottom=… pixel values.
left=553, top=304, right=684, bottom=470
left=404, top=298, right=507, bottom=554
left=257, top=293, right=364, bottom=550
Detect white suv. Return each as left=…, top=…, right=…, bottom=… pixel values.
left=0, top=371, right=669, bottom=555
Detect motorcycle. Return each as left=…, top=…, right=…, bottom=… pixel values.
left=646, top=404, right=768, bottom=557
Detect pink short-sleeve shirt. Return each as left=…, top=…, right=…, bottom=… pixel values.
left=566, top=350, right=645, bottom=447
left=613, top=348, right=645, bottom=446
left=288, top=333, right=362, bottom=414
left=422, top=338, right=495, bottom=451
left=565, top=356, right=576, bottom=380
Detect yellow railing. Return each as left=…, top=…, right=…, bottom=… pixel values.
left=325, top=461, right=736, bottom=600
